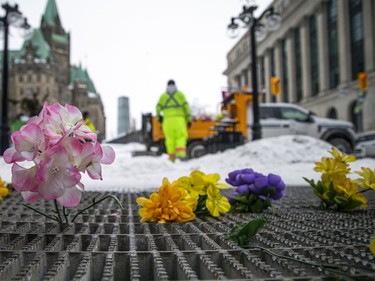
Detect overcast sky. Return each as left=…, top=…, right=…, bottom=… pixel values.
left=3, top=0, right=272, bottom=139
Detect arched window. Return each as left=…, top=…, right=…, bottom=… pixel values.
left=327, top=107, right=337, bottom=119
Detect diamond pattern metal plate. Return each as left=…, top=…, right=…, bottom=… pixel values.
left=0, top=186, right=374, bottom=280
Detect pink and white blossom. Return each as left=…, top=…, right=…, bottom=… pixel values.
left=4, top=102, right=115, bottom=208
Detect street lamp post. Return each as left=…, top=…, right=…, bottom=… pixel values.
left=227, top=5, right=281, bottom=140
left=0, top=3, right=30, bottom=155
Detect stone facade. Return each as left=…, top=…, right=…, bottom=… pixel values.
left=3, top=0, right=106, bottom=140
left=224, top=0, right=375, bottom=133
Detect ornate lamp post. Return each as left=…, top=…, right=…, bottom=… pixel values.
left=0, top=3, right=30, bottom=155
left=227, top=5, right=281, bottom=140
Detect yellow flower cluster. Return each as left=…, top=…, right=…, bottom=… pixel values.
left=178, top=170, right=231, bottom=217
left=0, top=178, right=10, bottom=202
left=136, top=178, right=196, bottom=223
left=136, top=170, right=231, bottom=223
left=312, top=147, right=374, bottom=209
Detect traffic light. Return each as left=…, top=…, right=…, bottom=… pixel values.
left=358, top=72, right=368, bottom=91
left=271, top=76, right=281, bottom=95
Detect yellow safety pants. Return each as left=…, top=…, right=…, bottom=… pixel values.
left=162, top=116, right=188, bottom=161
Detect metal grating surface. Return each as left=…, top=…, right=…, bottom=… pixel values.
left=0, top=186, right=374, bottom=281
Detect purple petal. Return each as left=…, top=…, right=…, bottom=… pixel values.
left=240, top=173, right=256, bottom=184
left=241, top=168, right=254, bottom=174
left=236, top=184, right=250, bottom=194
left=268, top=173, right=286, bottom=192
left=249, top=183, right=263, bottom=194
left=228, top=170, right=241, bottom=181
left=254, top=176, right=268, bottom=189
left=268, top=173, right=281, bottom=186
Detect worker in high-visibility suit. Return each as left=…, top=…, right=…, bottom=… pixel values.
left=156, top=80, right=192, bottom=162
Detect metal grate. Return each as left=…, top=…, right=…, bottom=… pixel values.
left=0, top=186, right=374, bottom=280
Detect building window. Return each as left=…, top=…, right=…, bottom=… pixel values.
left=27, top=74, right=32, bottom=83
left=327, top=0, right=339, bottom=88
left=310, top=14, right=319, bottom=96
left=294, top=27, right=303, bottom=102
left=19, top=75, right=23, bottom=82
left=235, top=75, right=241, bottom=90
left=281, top=38, right=289, bottom=102
left=260, top=56, right=266, bottom=102
left=242, top=69, right=248, bottom=88
left=349, top=0, right=364, bottom=80
left=270, top=48, right=276, bottom=103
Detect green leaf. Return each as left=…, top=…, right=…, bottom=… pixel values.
left=225, top=217, right=267, bottom=247
left=232, top=194, right=250, bottom=204
left=334, top=195, right=348, bottom=205
left=342, top=199, right=362, bottom=210
left=303, top=177, right=315, bottom=187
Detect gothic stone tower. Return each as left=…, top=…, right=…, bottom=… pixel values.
left=40, top=0, right=70, bottom=87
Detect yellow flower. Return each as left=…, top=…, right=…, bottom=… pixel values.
left=202, top=172, right=229, bottom=190
left=206, top=185, right=231, bottom=217
left=314, top=157, right=350, bottom=175
left=0, top=177, right=6, bottom=188
left=136, top=178, right=196, bottom=223
left=315, top=157, right=350, bottom=187
left=370, top=235, right=375, bottom=256
left=178, top=170, right=207, bottom=196
left=0, top=187, right=9, bottom=197
left=335, top=180, right=368, bottom=208
left=0, top=178, right=10, bottom=202
left=329, top=147, right=356, bottom=163
left=354, top=167, right=375, bottom=190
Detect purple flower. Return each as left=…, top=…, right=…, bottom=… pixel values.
left=227, top=168, right=286, bottom=205
left=268, top=173, right=286, bottom=192
left=226, top=168, right=255, bottom=186
left=236, top=184, right=250, bottom=194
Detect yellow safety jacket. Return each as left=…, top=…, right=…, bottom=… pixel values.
left=156, top=91, right=192, bottom=122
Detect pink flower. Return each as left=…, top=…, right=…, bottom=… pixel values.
left=37, top=144, right=81, bottom=201
left=4, top=124, right=44, bottom=163
left=4, top=102, right=116, bottom=209
left=11, top=163, right=40, bottom=192
left=21, top=191, right=41, bottom=204
left=74, top=142, right=115, bottom=180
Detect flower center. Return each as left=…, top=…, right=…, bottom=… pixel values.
left=52, top=167, right=59, bottom=174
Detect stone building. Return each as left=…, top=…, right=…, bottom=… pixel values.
left=224, top=0, right=375, bottom=133
left=1, top=0, right=106, bottom=140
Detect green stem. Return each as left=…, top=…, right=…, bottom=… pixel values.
left=71, top=195, right=124, bottom=223
left=245, top=245, right=374, bottom=277
left=62, top=207, right=69, bottom=223
left=54, top=200, right=62, bottom=222
left=23, top=204, right=60, bottom=222
left=359, top=188, right=371, bottom=194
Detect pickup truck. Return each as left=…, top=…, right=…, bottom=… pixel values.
left=256, top=103, right=356, bottom=154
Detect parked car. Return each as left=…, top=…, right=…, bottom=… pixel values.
left=258, top=103, right=356, bottom=154
left=354, top=130, right=375, bottom=158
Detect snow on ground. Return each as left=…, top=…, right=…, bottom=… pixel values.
left=1, top=135, right=375, bottom=192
